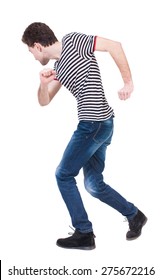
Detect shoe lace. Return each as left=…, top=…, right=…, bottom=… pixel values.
left=68, top=225, right=75, bottom=235
left=68, top=225, right=96, bottom=238
left=123, top=217, right=136, bottom=231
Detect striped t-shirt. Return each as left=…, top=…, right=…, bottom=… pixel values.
left=54, top=32, right=114, bottom=121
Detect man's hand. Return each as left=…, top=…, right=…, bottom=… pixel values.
left=38, top=68, right=61, bottom=106
left=118, top=81, right=134, bottom=100
left=39, top=68, right=56, bottom=85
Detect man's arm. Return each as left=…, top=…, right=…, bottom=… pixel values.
left=95, top=36, right=134, bottom=100
left=38, top=69, right=62, bottom=106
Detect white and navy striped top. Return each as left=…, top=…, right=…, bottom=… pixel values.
left=54, top=32, right=114, bottom=121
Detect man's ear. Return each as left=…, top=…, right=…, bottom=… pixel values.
left=34, top=42, right=43, bottom=52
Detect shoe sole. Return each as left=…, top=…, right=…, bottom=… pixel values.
left=56, top=242, right=96, bottom=250
left=126, top=216, right=148, bottom=241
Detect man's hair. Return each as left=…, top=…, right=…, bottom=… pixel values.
left=22, top=22, right=58, bottom=47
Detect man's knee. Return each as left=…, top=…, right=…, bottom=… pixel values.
left=84, top=176, right=98, bottom=197
left=55, top=161, right=80, bottom=182
left=55, top=165, right=78, bottom=182
left=55, top=165, right=66, bottom=181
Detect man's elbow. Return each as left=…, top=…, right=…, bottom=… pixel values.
left=108, top=40, right=123, bottom=56
left=111, top=41, right=122, bottom=51
left=38, top=99, right=50, bottom=106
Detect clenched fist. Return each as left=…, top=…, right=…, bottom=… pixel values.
left=39, top=68, right=56, bottom=85
left=118, top=81, right=134, bottom=100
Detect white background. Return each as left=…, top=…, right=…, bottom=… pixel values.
left=0, top=0, right=161, bottom=279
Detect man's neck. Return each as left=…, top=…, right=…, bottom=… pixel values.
left=48, top=42, right=62, bottom=60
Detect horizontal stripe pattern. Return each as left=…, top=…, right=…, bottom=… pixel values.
left=54, top=32, right=114, bottom=120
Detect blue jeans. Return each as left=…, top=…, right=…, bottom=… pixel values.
left=55, top=117, right=137, bottom=233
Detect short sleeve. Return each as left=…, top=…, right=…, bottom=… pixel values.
left=69, top=32, right=96, bottom=59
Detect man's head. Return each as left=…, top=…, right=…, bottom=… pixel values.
left=22, top=22, right=58, bottom=65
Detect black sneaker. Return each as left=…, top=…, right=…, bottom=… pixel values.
left=126, top=210, right=148, bottom=240
left=56, top=230, right=96, bottom=250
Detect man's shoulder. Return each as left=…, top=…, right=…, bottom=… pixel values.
left=63, top=32, right=85, bottom=41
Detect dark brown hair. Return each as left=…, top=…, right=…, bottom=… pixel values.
left=22, top=22, right=58, bottom=47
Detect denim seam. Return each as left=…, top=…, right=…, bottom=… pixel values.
left=92, top=122, right=102, bottom=143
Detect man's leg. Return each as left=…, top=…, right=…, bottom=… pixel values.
left=83, top=142, right=138, bottom=220
left=55, top=118, right=114, bottom=249
left=83, top=139, right=147, bottom=240
left=55, top=119, right=114, bottom=232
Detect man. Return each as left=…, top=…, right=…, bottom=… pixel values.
left=22, top=22, right=147, bottom=250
